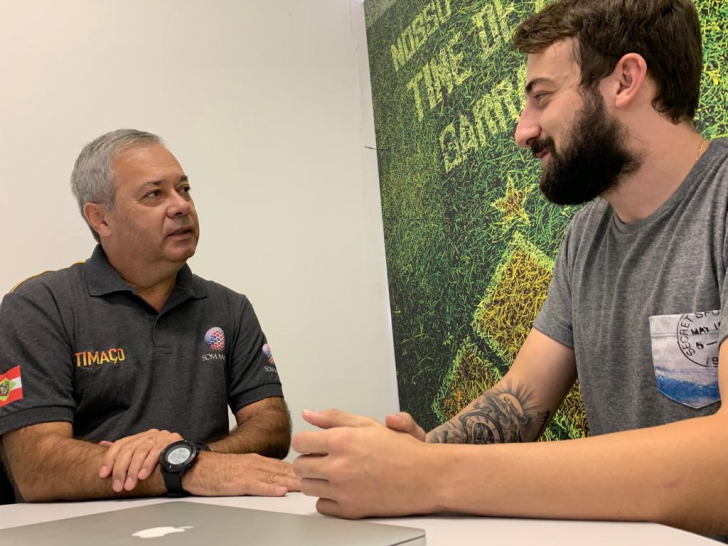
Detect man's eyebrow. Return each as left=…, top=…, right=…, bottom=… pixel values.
left=138, top=175, right=188, bottom=190
left=525, top=77, right=553, bottom=95
left=139, top=180, right=163, bottom=190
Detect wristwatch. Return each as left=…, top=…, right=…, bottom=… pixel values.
left=159, top=440, right=206, bottom=497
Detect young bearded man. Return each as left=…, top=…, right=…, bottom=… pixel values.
left=292, top=0, right=728, bottom=539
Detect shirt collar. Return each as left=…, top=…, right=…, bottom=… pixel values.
left=83, top=245, right=207, bottom=300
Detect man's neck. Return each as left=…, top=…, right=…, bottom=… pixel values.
left=104, top=252, right=183, bottom=312
left=604, top=120, right=706, bottom=225
left=129, top=276, right=178, bottom=313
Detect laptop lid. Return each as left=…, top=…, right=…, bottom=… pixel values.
left=3, top=500, right=426, bottom=545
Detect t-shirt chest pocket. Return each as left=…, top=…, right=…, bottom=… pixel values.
left=648, top=311, right=721, bottom=409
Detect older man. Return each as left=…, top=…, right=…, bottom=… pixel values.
left=293, top=0, right=728, bottom=539
left=0, top=129, right=299, bottom=500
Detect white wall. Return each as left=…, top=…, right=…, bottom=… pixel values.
left=0, top=0, right=399, bottom=445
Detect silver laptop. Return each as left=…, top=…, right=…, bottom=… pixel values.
left=3, top=500, right=426, bottom=545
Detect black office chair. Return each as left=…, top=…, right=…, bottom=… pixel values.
left=0, top=451, right=16, bottom=504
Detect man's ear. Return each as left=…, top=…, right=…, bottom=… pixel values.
left=83, top=202, right=111, bottom=239
left=610, top=53, right=649, bottom=110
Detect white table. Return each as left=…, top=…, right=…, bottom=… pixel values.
left=0, top=492, right=719, bottom=545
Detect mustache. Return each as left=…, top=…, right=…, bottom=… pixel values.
left=165, top=222, right=196, bottom=237
left=530, top=137, right=554, bottom=158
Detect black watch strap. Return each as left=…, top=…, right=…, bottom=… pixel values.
left=161, top=467, right=187, bottom=497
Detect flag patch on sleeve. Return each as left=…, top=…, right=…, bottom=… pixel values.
left=0, top=366, right=23, bottom=407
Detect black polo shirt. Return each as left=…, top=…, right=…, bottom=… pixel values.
left=0, top=246, right=284, bottom=443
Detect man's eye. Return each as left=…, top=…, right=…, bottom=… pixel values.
left=181, top=186, right=191, bottom=194
left=144, top=190, right=161, bottom=198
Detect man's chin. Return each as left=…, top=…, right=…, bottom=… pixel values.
left=164, top=240, right=198, bottom=263
left=538, top=180, right=595, bottom=206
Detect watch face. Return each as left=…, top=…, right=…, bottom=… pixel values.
left=167, top=446, right=192, bottom=465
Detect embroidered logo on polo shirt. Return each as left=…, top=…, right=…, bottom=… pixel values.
left=0, top=366, right=23, bottom=407
left=204, top=327, right=225, bottom=352
left=75, top=348, right=126, bottom=368
left=262, top=344, right=277, bottom=373
left=262, top=344, right=276, bottom=365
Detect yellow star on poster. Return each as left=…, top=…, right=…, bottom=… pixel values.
left=492, top=175, right=532, bottom=229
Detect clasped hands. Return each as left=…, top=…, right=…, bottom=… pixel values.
left=98, top=429, right=183, bottom=492
left=96, top=411, right=428, bottom=504
left=292, top=409, right=434, bottom=518
left=97, top=429, right=299, bottom=497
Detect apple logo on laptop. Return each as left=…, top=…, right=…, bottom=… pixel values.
left=132, top=526, right=194, bottom=539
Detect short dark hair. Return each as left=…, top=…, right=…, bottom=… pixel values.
left=512, top=0, right=703, bottom=124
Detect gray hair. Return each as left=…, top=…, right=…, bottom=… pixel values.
left=70, top=129, right=163, bottom=242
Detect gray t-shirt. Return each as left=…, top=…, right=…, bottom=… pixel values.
left=534, top=139, right=728, bottom=436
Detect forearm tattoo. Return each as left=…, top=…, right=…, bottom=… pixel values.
left=429, top=381, right=549, bottom=444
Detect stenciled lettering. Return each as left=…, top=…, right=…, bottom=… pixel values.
left=407, top=31, right=473, bottom=122
left=390, top=0, right=452, bottom=72
left=440, top=67, right=526, bottom=171
left=472, top=0, right=514, bottom=58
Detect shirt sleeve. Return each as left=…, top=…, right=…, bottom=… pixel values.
left=0, top=286, right=76, bottom=436
left=226, top=296, right=284, bottom=413
left=719, top=202, right=728, bottom=347
left=532, top=223, right=576, bottom=349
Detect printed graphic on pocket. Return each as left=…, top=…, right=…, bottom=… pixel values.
left=648, top=311, right=721, bottom=409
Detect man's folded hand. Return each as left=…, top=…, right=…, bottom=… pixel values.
left=99, top=429, right=183, bottom=492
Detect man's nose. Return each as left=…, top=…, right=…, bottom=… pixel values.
left=514, top=109, right=540, bottom=149
left=168, top=193, right=192, bottom=217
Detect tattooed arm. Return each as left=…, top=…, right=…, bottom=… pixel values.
left=294, top=332, right=728, bottom=535
left=427, top=328, right=576, bottom=444
left=427, top=382, right=551, bottom=444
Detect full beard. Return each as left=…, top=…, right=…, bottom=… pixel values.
left=534, top=91, right=642, bottom=206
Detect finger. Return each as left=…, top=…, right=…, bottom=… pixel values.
left=98, top=441, right=114, bottom=448
left=301, top=409, right=378, bottom=430
left=99, top=432, right=143, bottom=478
left=257, top=467, right=301, bottom=494
left=292, top=454, right=329, bottom=480
left=125, top=441, right=160, bottom=490
left=300, top=477, right=331, bottom=498
left=277, top=462, right=300, bottom=479
left=274, top=474, right=302, bottom=492
left=100, top=430, right=158, bottom=479
left=114, top=438, right=154, bottom=492
left=241, top=455, right=300, bottom=483
left=99, top=439, right=127, bottom=478
left=242, top=477, right=290, bottom=497
left=316, top=498, right=345, bottom=517
left=137, top=448, right=162, bottom=481
left=291, top=430, right=335, bottom=455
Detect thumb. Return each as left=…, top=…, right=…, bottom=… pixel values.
left=302, top=409, right=377, bottom=429
left=385, top=412, right=425, bottom=441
